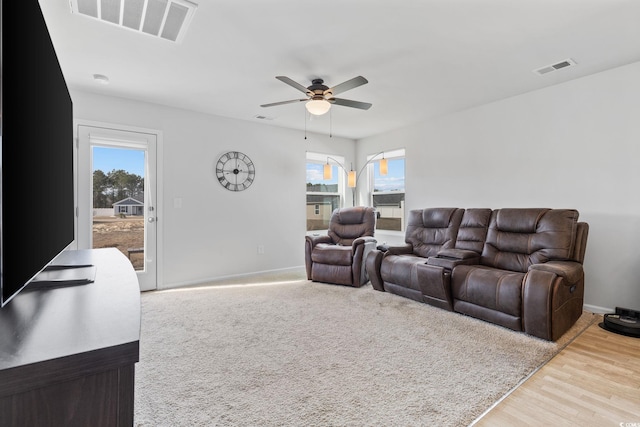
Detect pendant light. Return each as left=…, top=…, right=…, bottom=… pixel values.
left=348, top=169, right=357, bottom=188
left=323, top=161, right=332, bottom=180
left=379, top=156, right=388, bottom=176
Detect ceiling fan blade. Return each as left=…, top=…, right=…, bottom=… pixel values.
left=329, top=98, right=372, bottom=110
left=260, top=99, right=307, bottom=108
left=275, top=76, right=313, bottom=95
left=325, top=76, right=368, bottom=96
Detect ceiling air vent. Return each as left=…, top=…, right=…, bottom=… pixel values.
left=71, top=0, right=198, bottom=43
left=533, top=58, right=577, bottom=76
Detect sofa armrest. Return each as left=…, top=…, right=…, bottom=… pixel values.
left=523, top=262, right=585, bottom=340
left=352, top=239, right=377, bottom=287
left=427, top=256, right=479, bottom=270
left=528, top=261, right=584, bottom=285
left=352, top=236, right=377, bottom=250
left=385, top=244, right=414, bottom=256
left=427, top=248, right=480, bottom=269
left=365, top=249, right=385, bottom=291
left=436, top=248, right=480, bottom=260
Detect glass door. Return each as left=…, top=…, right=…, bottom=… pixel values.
left=77, top=124, right=158, bottom=291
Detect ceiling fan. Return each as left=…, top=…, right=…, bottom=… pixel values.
left=261, top=76, right=372, bottom=116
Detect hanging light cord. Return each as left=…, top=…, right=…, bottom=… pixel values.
left=304, top=109, right=307, bottom=140
left=329, top=108, right=333, bottom=138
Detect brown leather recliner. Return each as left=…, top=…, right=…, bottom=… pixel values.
left=450, top=208, right=588, bottom=341
left=305, top=207, right=376, bottom=287
left=368, top=208, right=464, bottom=305
left=366, top=207, right=589, bottom=341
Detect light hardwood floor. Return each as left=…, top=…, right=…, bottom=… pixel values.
left=474, top=316, right=640, bottom=426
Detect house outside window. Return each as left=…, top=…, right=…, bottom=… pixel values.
left=306, top=152, right=344, bottom=232
left=368, top=149, right=405, bottom=232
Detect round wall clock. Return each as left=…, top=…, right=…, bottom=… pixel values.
left=215, top=151, right=255, bottom=192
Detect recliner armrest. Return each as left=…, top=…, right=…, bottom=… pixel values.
left=305, top=234, right=332, bottom=249
left=353, top=236, right=377, bottom=249
left=366, top=250, right=385, bottom=291
left=436, top=248, right=480, bottom=260
left=528, top=261, right=584, bottom=284
left=427, top=248, right=480, bottom=269
left=385, top=244, right=414, bottom=256
left=305, top=235, right=333, bottom=280
left=426, top=256, right=479, bottom=270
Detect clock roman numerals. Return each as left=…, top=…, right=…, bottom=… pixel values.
left=215, top=151, right=255, bottom=192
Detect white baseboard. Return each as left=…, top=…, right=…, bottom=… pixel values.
left=584, top=304, right=613, bottom=314
left=159, top=265, right=306, bottom=290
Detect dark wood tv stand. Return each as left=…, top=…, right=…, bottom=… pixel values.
left=0, top=248, right=141, bottom=427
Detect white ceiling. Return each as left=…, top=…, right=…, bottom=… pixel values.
left=40, top=0, right=640, bottom=140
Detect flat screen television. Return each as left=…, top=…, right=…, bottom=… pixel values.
left=0, top=0, right=75, bottom=306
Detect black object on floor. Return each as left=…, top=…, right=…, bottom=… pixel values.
left=599, top=307, right=640, bottom=338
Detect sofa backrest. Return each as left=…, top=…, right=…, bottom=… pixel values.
left=481, top=208, right=579, bottom=272
left=405, top=208, right=464, bottom=258
left=455, top=208, right=492, bottom=254
left=328, top=206, right=376, bottom=245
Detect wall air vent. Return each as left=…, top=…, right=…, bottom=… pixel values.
left=533, top=58, right=577, bottom=76
left=71, top=0, right=198, bottom=43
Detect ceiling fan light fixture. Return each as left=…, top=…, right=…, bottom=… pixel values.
left=306, top=99, right=331, bottom=116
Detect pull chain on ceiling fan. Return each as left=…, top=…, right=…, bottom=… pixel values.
left=261, top=76, right=372, bottom=116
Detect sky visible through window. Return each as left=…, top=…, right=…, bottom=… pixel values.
left=93, top=146, right=145, bottom=177
left=306, top=163, right=338, bottom=185
left=374, top=158, right=404, bottom=192
left=307, top=159, right=404, bottom=191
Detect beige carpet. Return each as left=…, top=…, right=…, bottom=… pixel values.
left=134, top=278, right=595, bottom=427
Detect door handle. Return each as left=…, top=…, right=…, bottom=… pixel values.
left=148, top=217, right=156, bottom=223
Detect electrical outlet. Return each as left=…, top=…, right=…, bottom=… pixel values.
left=257, top=245, right=265, bottom=255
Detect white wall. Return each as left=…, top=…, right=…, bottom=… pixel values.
left=357, top=61, right=640, bottom=313
left=71, top=90, right=355, bottom=288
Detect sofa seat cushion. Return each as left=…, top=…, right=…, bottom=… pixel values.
left=311, top=244, right=353, bottom=266
left=451, top=265, right=524, bottom=318
left=381, top=254, right=427, bottom=292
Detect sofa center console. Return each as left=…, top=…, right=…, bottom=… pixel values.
left=0, top=248, right=141, bottom=427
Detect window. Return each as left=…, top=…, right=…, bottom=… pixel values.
left=369, top=149, right=405, bottom=232
left=306, top=152, right=344, bottom=232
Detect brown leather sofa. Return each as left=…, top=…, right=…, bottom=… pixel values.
left=305, top=206, right=376, bottom=287
left=366, top=207, right=589, bottom=340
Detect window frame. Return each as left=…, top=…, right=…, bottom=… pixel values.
left=366, top=148, right=405, bottom=233
left=306, top=152, right=346, bottom=234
